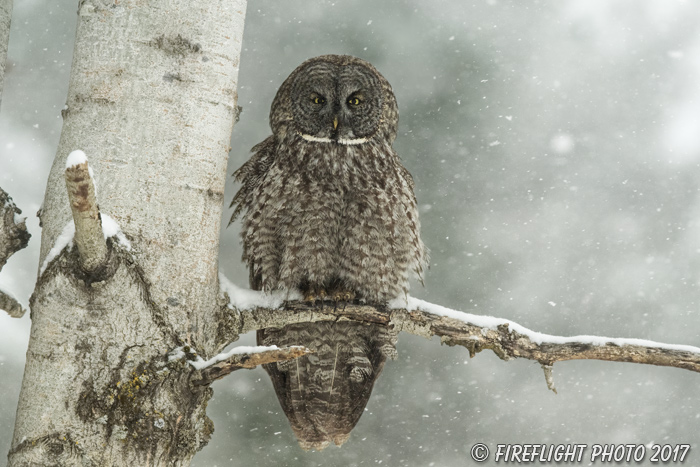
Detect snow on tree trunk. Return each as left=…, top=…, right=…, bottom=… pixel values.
left=8, top=1, right=246, bottom=465
left=0, top=0, right=11, bottom=109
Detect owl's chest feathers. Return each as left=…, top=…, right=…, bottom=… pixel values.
left=248, top=137, right=409, bottom=249
left=275, top=138, right=394, bottom=195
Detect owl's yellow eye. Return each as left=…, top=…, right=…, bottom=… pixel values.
left=312, top=96, right=326, bottom=105
left=347, top=97, right=362, bottom=106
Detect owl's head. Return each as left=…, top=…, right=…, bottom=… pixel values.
left=270, top=55, right=399, bottom=145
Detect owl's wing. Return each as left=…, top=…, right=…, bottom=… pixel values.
left=397, top=161, right=416, bottom=193
left=394, top=152, right=430, bottom=282
left=228, top=135, right=277, bottom=226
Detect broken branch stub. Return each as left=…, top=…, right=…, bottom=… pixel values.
left=64, top=155, right=107, bottom=273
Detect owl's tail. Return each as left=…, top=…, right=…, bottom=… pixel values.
left=258, top=321, right=397, bottom=450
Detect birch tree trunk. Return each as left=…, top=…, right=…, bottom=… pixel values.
left=0, top=0, right=11, bottom=108
left=8, top=1, right=246, bottom=465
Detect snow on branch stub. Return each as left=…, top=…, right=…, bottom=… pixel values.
left=64, top=150, right=108, bottom=273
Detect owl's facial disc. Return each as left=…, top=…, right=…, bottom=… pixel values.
left=291, top=63, right=383, bottom=145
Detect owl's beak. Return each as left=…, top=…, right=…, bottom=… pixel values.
left=333, top=116, right=338, bottom=130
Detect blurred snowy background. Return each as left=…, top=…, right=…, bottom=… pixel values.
left=2, top=1, right=700, bottom=465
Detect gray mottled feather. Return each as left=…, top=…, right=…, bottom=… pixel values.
left=258, top=323, right=397, bottom=450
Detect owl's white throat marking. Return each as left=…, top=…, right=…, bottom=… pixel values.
left=299, top=133, right=368, bottom=145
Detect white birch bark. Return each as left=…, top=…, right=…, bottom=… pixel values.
left=9, top=1, right=246, bottom=465
left=0, top=0, right=11, bottom=109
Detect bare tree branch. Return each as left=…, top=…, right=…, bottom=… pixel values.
left=222, top=292, right=700, bottom=391
left=0, top=186, right=30, bottom=318
left=190, top=345, right=313, bottom=386
left=0, top=289, right=23, bottom=318
left=0, top=187, right=30, bottom=270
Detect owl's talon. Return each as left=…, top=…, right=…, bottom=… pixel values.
left=331, top=290, right=355, bottom=303
left=318, top=289, right=328, bottom=309
left=303, top=292, right=316, bottom=306
left=304, top=287, right=328, bottom=308
left=328, top=289, right=355, bottom=312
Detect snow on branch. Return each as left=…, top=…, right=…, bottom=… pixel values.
left=64, top=150, right=107, bottom=273
left=220, top=278, right=700, bottom=391
left=0, top=187, right=30, bottom=317
left=170, top=344, right=312, bottom=386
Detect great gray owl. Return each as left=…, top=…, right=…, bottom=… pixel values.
left=230, top=54, right=428, bottom=450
